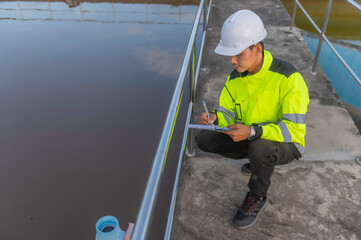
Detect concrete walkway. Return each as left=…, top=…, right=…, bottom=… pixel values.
left=171, top=0, right=361, bottom=239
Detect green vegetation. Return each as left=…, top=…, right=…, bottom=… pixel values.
left=281, top=0, right=361, bottom=40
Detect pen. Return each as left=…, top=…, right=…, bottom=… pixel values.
left=202, top=100, right=211, bottom=122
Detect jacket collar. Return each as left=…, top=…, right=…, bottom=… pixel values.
left=238, top=50, right=273, bottom=79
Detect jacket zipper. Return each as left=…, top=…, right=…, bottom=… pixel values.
left=236, top=103, right=242, bottom=121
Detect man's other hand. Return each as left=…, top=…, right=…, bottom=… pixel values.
left=222, top=123, right=251, bottom=142
left=198, top=112, right=217, bottom=125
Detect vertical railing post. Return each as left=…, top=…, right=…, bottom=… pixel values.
left=17, top=0, right=23, bottom=20
left=207, top=0, right=213, bottom=31
left=276, top=0, right=281, bottom=8
left=48, top=0, right=53, bottom=19
left=203, top=0, right=208, bottom=32
left=290, top=0, right=298, bottom=31
left=145, top=3, right=148, bottom=24
left=201, top=0, right=208, bottom=71
left=186, top=46, right=196, bottom=157
left=132, top=1, right=207, bottom=238
left=79, top=1, right=84, bottom=20
left=112, top=1, right=116, bottom=22
left=311, top=0, right=334, bottom=74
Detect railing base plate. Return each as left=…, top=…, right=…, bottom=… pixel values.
left=200, top=67, right=209, bottom=73
left=185, top=149, right=196, bottom=157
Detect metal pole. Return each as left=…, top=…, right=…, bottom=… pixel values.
left=294, top=1, right=322, bottom=33
left=203, top=0, right=208, bottom=32
left=202, top=0, right=212, bottom=71
left=112, top=1, right=116, bottom=22
left=322, top=35, right=361, bottom=86
left=131, top=1, right=204, bottom=239
left=145, top=3, right=148, bottom=24
left=79, top=1, right=84, bottom=20
left=17, top=0, right=23, bottom=20
left=186, top=114, right=195, bottom=156
left=345, top=0, right=361, bottom=13
left=311, top=0, right=334, bottom=74
left=276, top=0, right=281, bottom=8
left=164, top=103, right=193, bottom=239
left=48, top=0, right=53, bottom=19
left=186, top=46, right=196, bottom=157
left=208, top=0, right=213, bottom=31
left=290, top=0, right=298, bottom=31
left=201, top=0, right=208, bottom=71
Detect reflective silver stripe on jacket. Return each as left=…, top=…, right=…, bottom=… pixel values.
left=279, top=121, right=292, bottom=142
left=258, top=118, right=282, bottom=127
left=283, top=114, right=306, bottom=124
left=258, top=119, right=293, bottom=142
left=216, top=106, right=236, bottom=125
left=258, top=114, right=306, bottom=127
left=293, top=143, right=305, bottom=154
left=257, top=117, right=306, bottom=146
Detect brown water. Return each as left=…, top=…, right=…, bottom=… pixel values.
left=281, top=0, right=361, bottom=40
left=0, top=1, right=198, bottom=239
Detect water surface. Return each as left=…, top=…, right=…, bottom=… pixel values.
left=0, top=1, right=198, bottom=239
left=281, top=0, right=361, bottom=40
left=303, top=35, right=361, bottom=109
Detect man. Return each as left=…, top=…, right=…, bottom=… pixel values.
left=196, top=10, right=309, bottom=229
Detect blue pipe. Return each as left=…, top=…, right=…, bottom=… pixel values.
left=95, top=216, right=125, bottom=240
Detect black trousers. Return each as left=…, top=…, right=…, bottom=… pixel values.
left=195, top=130, right=301, bottom=198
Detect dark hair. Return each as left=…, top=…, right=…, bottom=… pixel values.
left=249, top=41, right=264, bottom=51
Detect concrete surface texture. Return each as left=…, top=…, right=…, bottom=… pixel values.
left=171, top=0, right=361, bottom=239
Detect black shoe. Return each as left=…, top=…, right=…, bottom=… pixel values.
left=241, top=162, right=251, bottom=176
left=232, top=192, right=267, bottom=229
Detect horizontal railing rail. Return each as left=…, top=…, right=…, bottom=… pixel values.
left=290, top=0, right=361, bottom=86
left=131, top=0, right=212, bottom=239
left=164, top=2, right=213, bottom=238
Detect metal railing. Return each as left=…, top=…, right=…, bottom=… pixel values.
left=290, top=0, right=361, bottom=86
left=131, top=0, right=212, bottom=239
left=276, top=0, right=281, bottom=7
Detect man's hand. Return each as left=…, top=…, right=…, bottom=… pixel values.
left=198, top=112, right=217, bottom=125
left=222, top=123, right=251, bottom=142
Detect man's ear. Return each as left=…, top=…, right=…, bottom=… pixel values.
left=256, top=43, right=263, bottom=54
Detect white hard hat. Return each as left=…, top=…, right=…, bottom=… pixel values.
left=215, top=10, right=267, bottom=56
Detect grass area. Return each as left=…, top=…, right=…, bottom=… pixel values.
left=281, top=0, right=361, bottom=40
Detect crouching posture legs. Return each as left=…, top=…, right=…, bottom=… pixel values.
left=196, top=131, right=300, bottom=228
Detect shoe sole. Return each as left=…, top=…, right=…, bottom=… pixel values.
left=241, top=171, right=251, bottom=176
left=232, top=198, right=268, bottom=229
left=240, top=163, right=251, bottom=176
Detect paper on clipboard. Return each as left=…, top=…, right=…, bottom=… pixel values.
left=188, top=124, right=232, bottom=131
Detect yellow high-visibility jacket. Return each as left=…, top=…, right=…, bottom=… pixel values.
left=215, top=50, right=309, bottom=154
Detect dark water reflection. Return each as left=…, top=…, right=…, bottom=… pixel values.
left=0, top=1, right=198, bottom=239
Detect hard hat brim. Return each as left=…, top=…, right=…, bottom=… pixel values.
left=214, top=43, right=247, bottom=56
left=214, top=29, right=268, bottom=56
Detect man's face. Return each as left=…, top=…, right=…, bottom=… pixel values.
left=228, top=46, right=259, bottom=73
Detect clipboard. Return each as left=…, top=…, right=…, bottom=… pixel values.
left=188, top=124, right=232, bottom=131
